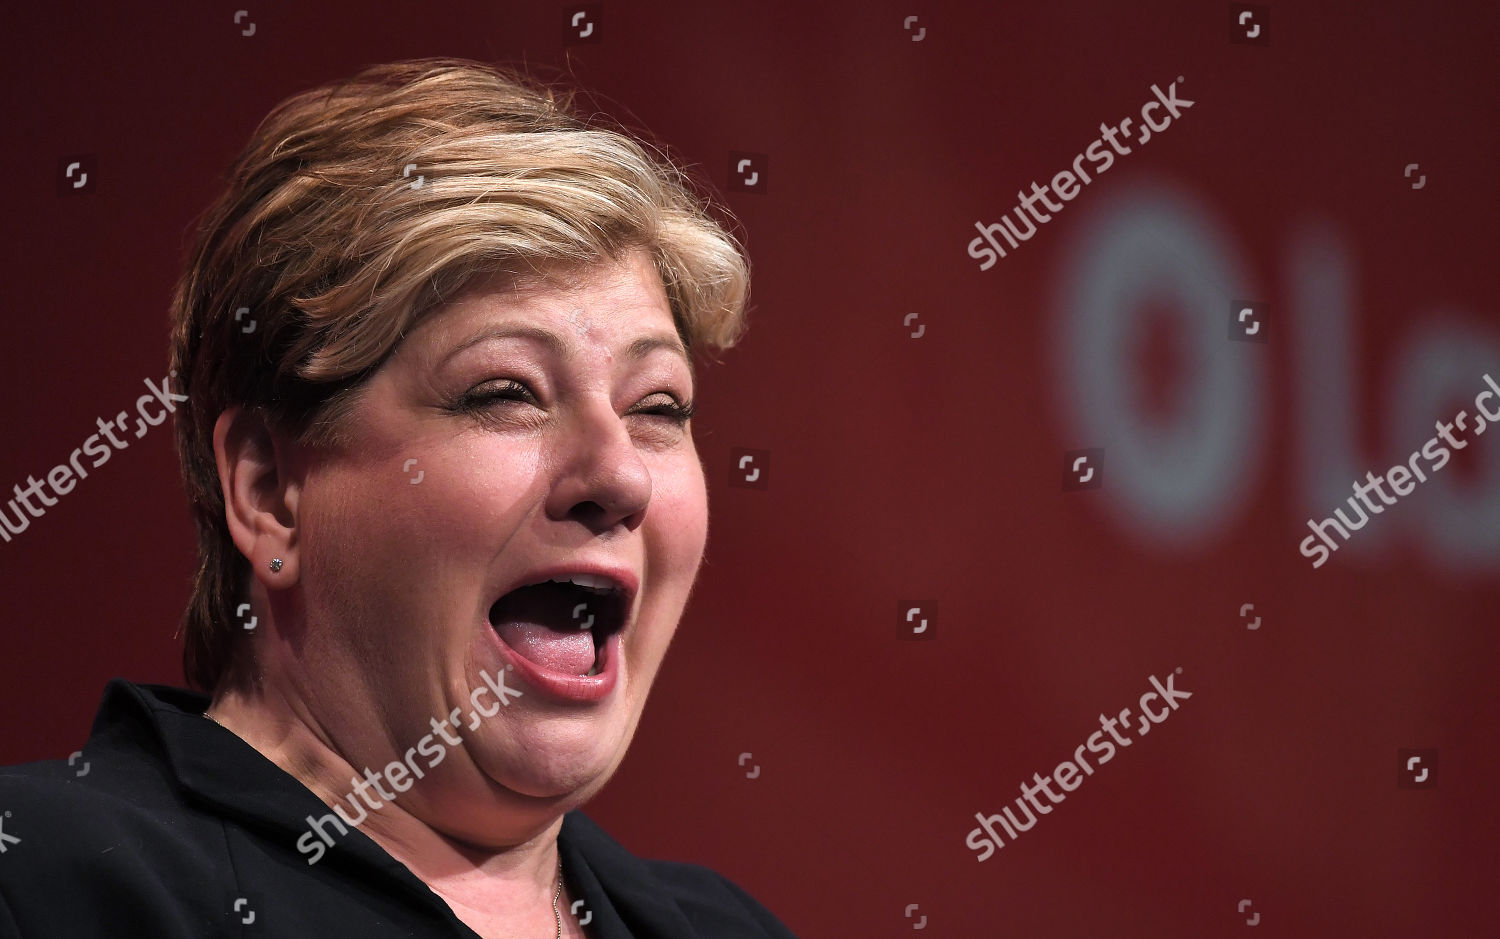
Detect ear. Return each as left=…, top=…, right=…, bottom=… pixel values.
left=213, top=407, right=305, bottom=586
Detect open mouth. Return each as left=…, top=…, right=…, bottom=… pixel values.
left=488, top=574, right=630, bottom=678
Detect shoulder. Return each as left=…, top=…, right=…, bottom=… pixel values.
left=0, top=713, right=216, bottom=855
left=0, top=752, right=223, bottom=863
left=0, top=756, right=189, bottom=854
left=0, top=749, right=230, bottom=936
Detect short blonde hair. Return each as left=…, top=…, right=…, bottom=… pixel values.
left=168, top=57, right=751, bottom=691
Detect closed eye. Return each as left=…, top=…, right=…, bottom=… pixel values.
left=454, top=381, right=695, bottom=425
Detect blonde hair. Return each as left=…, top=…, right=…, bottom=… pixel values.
left=168, top=57, right=751, bottom=691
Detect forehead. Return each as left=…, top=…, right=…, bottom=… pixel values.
left=405, top=250, right=690, bottom=370
left=461, top=252, right=666, bottom=324
left=501, top=250, right=662, bottom=303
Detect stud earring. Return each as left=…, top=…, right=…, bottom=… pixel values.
left=269, top=558, right=283, bottom=573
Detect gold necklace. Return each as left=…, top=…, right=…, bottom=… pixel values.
left=551, top=855, right=564, bottom=939
left=204, top=710, right=569, bottom=938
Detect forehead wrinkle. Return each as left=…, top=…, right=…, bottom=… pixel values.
left=420, top=254, right=686, bottom=372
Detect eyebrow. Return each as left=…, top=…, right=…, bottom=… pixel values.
left=439, top=323, right=691, bottom=371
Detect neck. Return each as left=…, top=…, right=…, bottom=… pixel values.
left=205, top=685, right=572, bottom=937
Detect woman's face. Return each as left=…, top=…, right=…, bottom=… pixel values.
left=287, top=247, right=708, bottom=842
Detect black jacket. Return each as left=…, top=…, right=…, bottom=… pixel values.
left=0, top=680, right=798, bottom=938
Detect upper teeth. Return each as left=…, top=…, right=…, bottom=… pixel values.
left=547, top=573, right=617, bottom=594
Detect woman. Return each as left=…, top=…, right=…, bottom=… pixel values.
left=0, top=58, right=794, bottom=938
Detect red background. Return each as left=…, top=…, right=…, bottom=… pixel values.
left=2, top=1, right=1497, bottom=935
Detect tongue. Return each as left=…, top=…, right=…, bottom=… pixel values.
left=490, top=582, right=598, bottom=675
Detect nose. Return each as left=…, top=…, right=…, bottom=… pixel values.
left=544, top=398, right=652, bottom=532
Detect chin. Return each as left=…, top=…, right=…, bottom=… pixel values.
left=474, top=719, right=628, bottom=801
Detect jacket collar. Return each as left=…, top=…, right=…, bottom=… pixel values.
left=90, top=679, right=435, bottom=901
left=86, top=678, right=702, bottom=936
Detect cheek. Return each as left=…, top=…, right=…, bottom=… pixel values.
left=298, top=444, right=542, bottom=609
left=649, top=457, right=710, bottom=586
left=382, top=440, right=541, bottom=533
